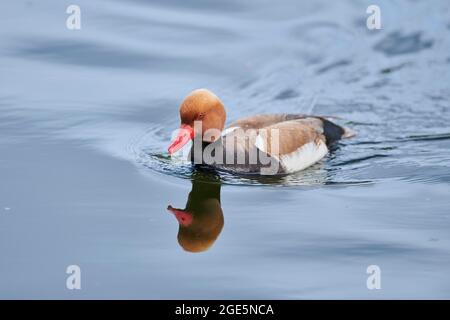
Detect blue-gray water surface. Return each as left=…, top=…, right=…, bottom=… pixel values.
left=1, top=0, right=450, bottom=298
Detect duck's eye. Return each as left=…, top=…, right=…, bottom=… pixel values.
left=198, top=112, right=206, bottom=119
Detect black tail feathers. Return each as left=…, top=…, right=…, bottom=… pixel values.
left=321, top=118, right=346, bottom=145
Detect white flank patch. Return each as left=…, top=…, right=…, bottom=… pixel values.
left=221, top=126, right=238, bottom=137
left=279, top=140, right=328, bottom=173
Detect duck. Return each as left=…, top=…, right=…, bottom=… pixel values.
left=168, top=89, right=355, bottom=175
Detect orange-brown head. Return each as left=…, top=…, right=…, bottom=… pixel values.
left=168, top=89, right=226, bottom=154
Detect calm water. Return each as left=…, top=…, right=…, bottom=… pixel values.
left=1, top=0, right=450, bottom=298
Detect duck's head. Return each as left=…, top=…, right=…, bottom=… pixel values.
left=168, top=89, right=226, bottom=154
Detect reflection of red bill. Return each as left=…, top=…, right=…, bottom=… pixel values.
left=167, top=205, right=193, bottom=226
left=168, top=124, right=194, bottom=155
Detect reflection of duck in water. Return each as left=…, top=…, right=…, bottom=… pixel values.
left=167, top=176, right=223, bottom=253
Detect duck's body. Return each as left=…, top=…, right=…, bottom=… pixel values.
left=168, top=89, right=355, bottom=175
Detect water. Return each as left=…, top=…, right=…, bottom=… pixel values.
left=1, top=0, right=450, bottom=298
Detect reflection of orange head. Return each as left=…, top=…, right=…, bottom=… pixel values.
left=167, top=199, right=224, bottom=253
left=167, top=174, right=223, bottom=253
left=167, top=205, right=193, bottom=226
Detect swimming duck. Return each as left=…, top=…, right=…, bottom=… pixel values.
left=168, top=89, right=355, bottom=174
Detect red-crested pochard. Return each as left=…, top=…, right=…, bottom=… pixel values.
left=168, top=89, right=355, bottom=175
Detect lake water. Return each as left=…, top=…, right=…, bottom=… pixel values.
left=1, top=0, right=450, bottom=299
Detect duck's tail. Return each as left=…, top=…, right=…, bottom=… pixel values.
left=321, top=118, right=356, bottom=145
left=342, top=126, right=357, bottom=139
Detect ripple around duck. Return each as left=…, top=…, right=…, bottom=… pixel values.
left=131, top=113, right=450, bottom=187
left=130, top=124, right=377, bottom=187
left=137, top=150, right=375, bottom=187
